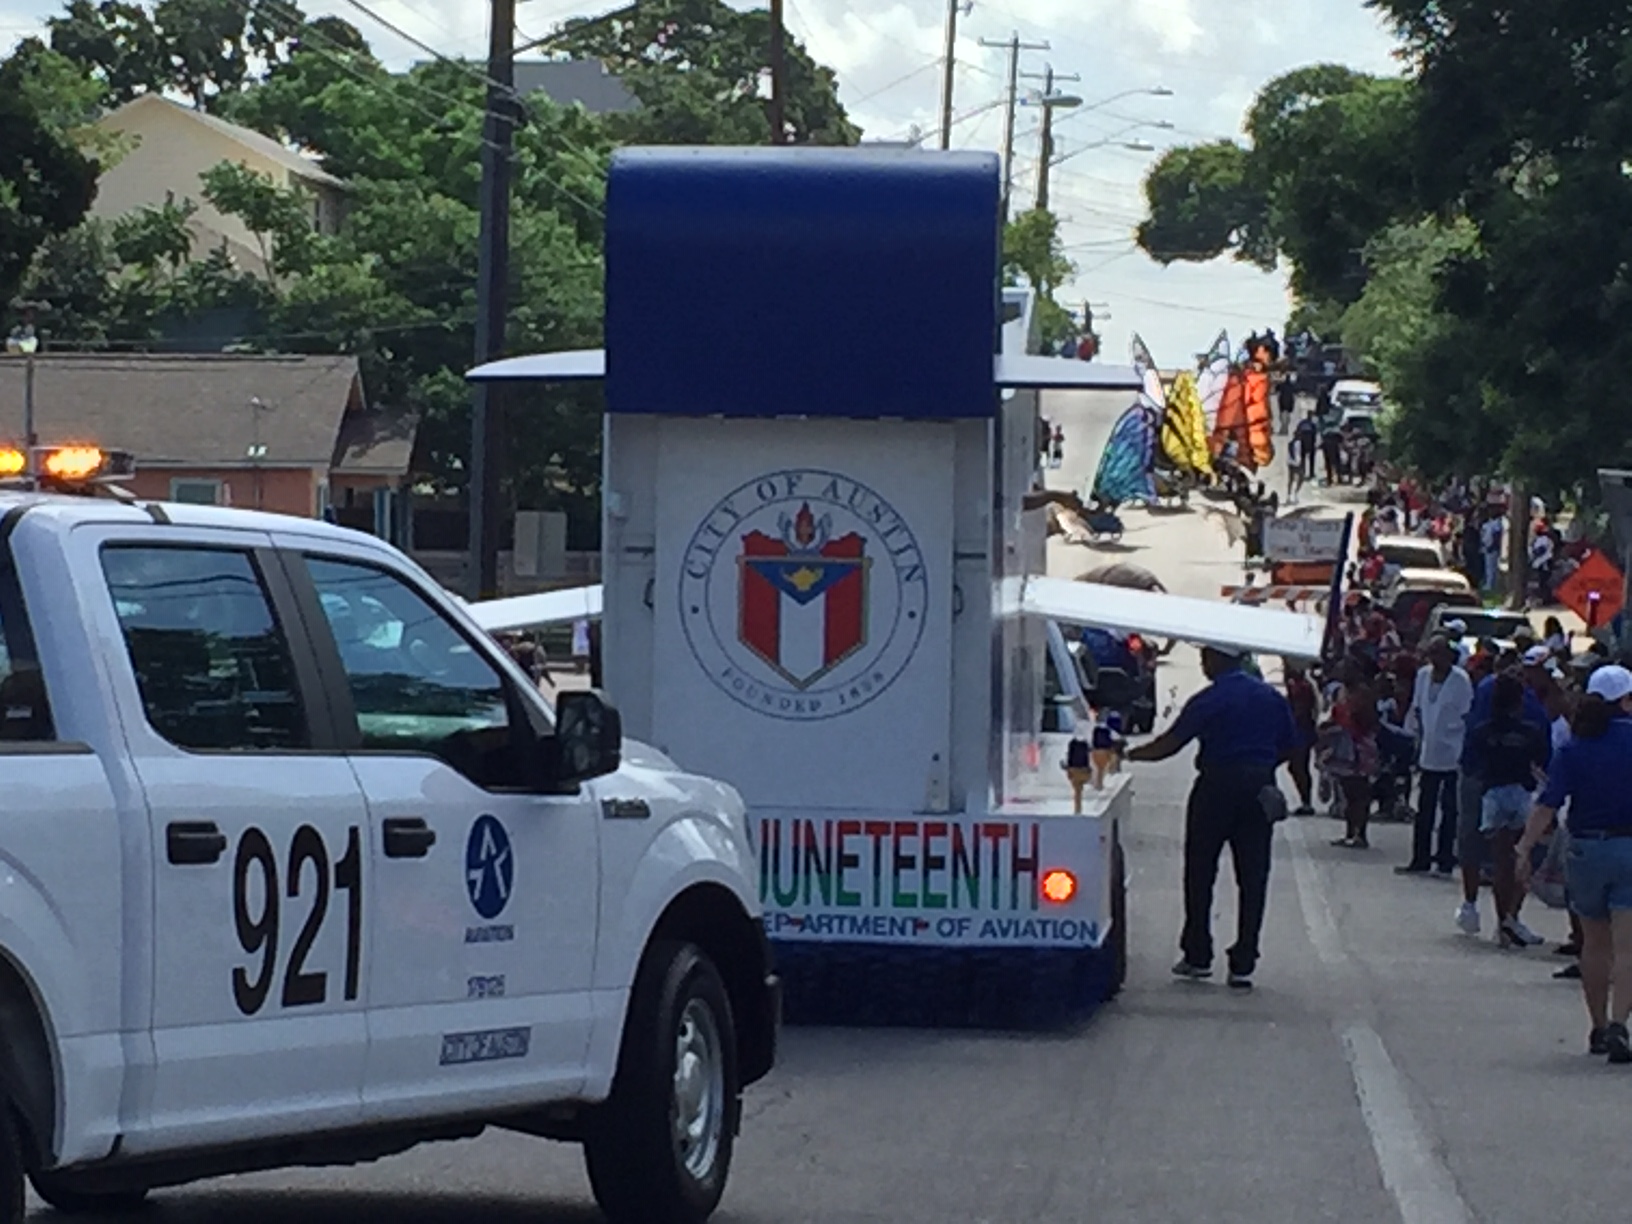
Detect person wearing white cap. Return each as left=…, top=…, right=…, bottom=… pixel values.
left=1444, top=619, right=1472, bottom=666
left=1128, top=644, right=1296, bottom=991
left=1518, top=664, right=1632, bottom=1062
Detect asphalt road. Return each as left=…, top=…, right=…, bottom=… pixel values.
left=37, top=397, right=1628, bottom=1223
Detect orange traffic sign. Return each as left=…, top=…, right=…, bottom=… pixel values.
left=1555, top=549, right=1625, bottom=628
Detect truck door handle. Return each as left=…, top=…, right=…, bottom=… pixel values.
left=383, top=817, right=437, bottom=859
left=166, top=822, right=228, bottom=865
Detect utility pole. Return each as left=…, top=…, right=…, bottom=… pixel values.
left=768, top=0, right=787, bottom=144
left=979, top=32, right=1048, bottom=221
left=467, top=0, right=517, bottom=600
left=937, top=0, right=963, bottom=150
left=1023, top=63, right=1080, bottom=212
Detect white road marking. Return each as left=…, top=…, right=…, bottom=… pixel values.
left=1285, top=817, right=1345, bottom=968
left=1285, top=820, right=1475, bottom=1224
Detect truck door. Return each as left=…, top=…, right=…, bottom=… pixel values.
left=275, top=539, right=600, bottom=1121
left=87, top=531, right=373, bottom=1152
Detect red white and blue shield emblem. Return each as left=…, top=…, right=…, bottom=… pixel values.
left=738, top=503, right=869, bottom=689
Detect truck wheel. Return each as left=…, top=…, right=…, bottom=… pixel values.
left=585, top=940, right=739, bottom=1224
left=0, top=1107, right=22, bottom=1224
left=29, top=1171, right=149, bottom=1215
left=1109, top=839, right=1128, bottom=996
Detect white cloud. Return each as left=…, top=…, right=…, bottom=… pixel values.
left=3, top=0, right=1401, bottom=360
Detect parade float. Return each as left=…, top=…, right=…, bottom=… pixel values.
left=468, top=146, right=1322, bottom=1028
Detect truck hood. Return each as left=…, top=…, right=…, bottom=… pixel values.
left=621, top=737, right=680, bottom=772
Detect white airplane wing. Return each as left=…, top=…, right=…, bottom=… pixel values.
left=468, top=584, right=603, bottom=632
left=1000, top=575, right=1325, bottom=659
left=466, top=348, right=1144, bottom=393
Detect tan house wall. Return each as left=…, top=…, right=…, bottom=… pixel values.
left=128, top=467, right=319, bottom=518
left=93, top=99, right=341, bottom=278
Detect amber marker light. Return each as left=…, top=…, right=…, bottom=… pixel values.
left=1041, top=869, right=1078, bottom=904
left=43, top=446, right=106, bottom=481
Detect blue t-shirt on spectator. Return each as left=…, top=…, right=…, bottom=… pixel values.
left=1459, top=674, right=1551, bottom=774
left=1537, top=714, right=1632, bottom=834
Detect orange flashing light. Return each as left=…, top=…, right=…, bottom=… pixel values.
left=0, top=449, right=25, bottom=478
left=1041, top=869, right=1078, bottom=905
left=43, top=446, right=106, bottom=481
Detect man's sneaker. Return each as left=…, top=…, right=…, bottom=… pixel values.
left=1590, top=1027, right=1610, bottom=1055
left=1605, top=1023, right=1632, bottom=1065
left=1455, top=901, right=1480, bottom=935
left=1395, top=863, right=1430, bottom=875
left=1227, top=971, right=1253, bottom=991
left=1171, top=960, right=1211, bottom=980
left=1433, top=865, right=1455, bottom=879
left=1507, top=918, right=1545, bottom=947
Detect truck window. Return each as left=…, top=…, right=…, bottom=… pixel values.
left=302, top=556, right=523, bottom=789
left=0, top=560, right=52, bottom=742
left=101, top=547, right=308, bottom=752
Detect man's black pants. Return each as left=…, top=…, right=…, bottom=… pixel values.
left=1411, top=768, right=1458, bottom=872
left=1182, top=764, right=1275, bottom=976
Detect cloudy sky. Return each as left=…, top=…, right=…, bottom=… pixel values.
left=3, top=0, right=1403, bottom=361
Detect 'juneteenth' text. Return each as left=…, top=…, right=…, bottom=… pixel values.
left=758, top=818, right=1043, bottom=913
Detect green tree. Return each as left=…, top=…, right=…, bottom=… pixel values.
left=1363, top=0, right=1632, bottom=502
left=1003, top=208, right=1076, bottom=347
left=549, top=0, right=859, bottom=145
left=1137, top=66, right=1419, bottom=306
left=48, top=0, right=305, bottom=108
left=46, top=0, right=167, bottom=102
left=0, top=53, right=99, bottom=305
left=1137, top=141, right=1273, bottom=269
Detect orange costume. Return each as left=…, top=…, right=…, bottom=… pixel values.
left=1210, top=332, right=1277, bottom=471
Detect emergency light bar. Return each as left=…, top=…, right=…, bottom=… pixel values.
left=0, top=445, right=137, bottom=489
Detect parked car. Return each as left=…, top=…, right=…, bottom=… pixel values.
left=1421, top=606, right=1533, bottom=653
left=1379, top=568, right=1481, bottom=644
left=1374, top=535, right=1448, bottom=573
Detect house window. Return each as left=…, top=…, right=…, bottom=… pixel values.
left=170, top=478, right=222, bottom=505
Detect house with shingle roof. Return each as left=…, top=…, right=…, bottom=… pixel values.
left=91, top=95, right=347, bottom=279
left=0, top=353, right=416, bottom=542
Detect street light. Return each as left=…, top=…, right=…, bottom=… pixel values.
left=247, top=396, right=273, bottom=509
left=5, top=314, right=40, bottom=478
left=1051, top=123, right=1168, bottom=168
left=1054, top=86, right=1173, bottom=131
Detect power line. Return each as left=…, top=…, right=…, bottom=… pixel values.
left=243, top=0, right=608, bottom=220
left=339, top=0, right=527, bottom=104
left=849, top=58, right=944, bottom=107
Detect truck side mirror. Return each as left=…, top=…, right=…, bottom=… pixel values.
left=553, top=689, right=622, bottom=784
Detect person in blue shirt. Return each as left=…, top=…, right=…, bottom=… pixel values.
left=1465, top=674, right=1551, bottom=947
left=1128, top=644, right=1296, bottom=990
left=1455, top=648, right=1552, bottom=938
left=1081, top=626, right=1136, bottom=673
left=1518, top=664, right=1632, bottom=1063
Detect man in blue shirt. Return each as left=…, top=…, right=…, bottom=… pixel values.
left=1129, top=645, right=1296, bottom=990
left=1455, top=647, right=1553, bottom=938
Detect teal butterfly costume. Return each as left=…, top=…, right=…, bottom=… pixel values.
left=1090, top=405, right=1160, bottom=510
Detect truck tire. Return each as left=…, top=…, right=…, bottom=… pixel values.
left=585, top=940, right=739, bottom=1224
left=0, top=1107, right=20, bottom=1224
left=1109, top=839, right=1128, bottom=996
left=29, top=1171, right=149, bottom=1215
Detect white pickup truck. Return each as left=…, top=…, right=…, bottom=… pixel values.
left=0, top=483, right=778, bottom=1223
